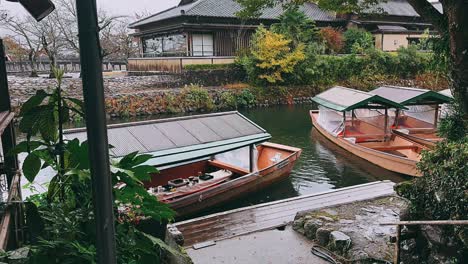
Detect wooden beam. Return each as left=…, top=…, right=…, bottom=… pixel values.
left=249, top=144, right=254, bottom=172
left=0, top=172, right=21, bottom=250
left=371, top=145, right=419, bottom=151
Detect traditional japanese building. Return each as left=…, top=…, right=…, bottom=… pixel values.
left=128, top=0, right=440, bottom=72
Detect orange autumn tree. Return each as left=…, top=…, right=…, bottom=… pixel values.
left=251, top=26, right=305, bottom=83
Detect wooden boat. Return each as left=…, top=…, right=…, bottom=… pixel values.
left=64, top=111, right=301, bottom=217
left=371, top=86, right=452, bottom=148
left=311, top=86, right=427, bottom=177
left=145, top=142, right=301, bottom=217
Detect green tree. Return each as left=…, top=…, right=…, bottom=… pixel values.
left=271, top=6, right=320, bottom=48
left=343, top=28, right=373, bottom=54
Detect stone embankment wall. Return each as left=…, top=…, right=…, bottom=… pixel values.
left=8, top=71, right=449, bottom=118
left=7, top=75, right=316, bottom=118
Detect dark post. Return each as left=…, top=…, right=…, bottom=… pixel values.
left=384, top=108, right=389, bottom=136
left=433, top=104, right=439, bottom=128
left=342, top=111, right=346, bottom=137
left=249, top=144, right=255, bottom=172
left=75, top=1, right=117, bottom=263
left=0, top=39, right=19, bottom=186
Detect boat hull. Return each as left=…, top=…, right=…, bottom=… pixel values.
left=167, top=142, right=302, bottom=217
left=310, top=110, right=421, bottom=177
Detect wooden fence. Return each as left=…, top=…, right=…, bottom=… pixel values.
left=6, top=60, right=127, bottom=74
left=127, top=56, right=236, bottom=74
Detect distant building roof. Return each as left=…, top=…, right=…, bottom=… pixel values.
left=312, top=86, right=406, bottom=112
left=376, top=25, right=407, bottom=32
left=371, top=86, right=453, bottom=105
left=365, top=0, right=442, bottom=17
left=129, top=0, right=338, bottom=28
left=64, top=111, right=271, bottom=168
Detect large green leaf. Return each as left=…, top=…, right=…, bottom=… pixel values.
left=22, top=154, right=42, bottom=182
left=19, top=90, right=49, bottom=116
left=9, top=141, right=43, bottom=155
left=19, top=109, right=43, bottom=134
left=66, top=140, right=90, bottom=170
left=130, top=165, right=157, bottom=182
left=38, top=108, right=58, bottom=143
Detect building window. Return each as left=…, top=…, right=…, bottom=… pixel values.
left=142, top=33, right=187, bottom=57
left=192, top=34, right=213, bottom=56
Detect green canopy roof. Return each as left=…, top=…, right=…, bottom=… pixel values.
left=64, top=111, right=271, bottom=169
left=312, top=86, right=407, bottom=112
left=371, top=86, right=453, bottom=105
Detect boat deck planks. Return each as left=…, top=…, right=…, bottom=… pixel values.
left=172, top=181, right=396, bottom=247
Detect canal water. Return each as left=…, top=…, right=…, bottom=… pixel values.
left=21, top=104, right=407, bottom=216
left=198, top=104, right=407, bottom=216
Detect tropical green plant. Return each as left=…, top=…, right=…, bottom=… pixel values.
left=9, top=67, right=175, bottom=263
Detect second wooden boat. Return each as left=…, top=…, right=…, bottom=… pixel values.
left=371, top=86, right=453, bottom=148
left=311, top=86, right=427, bottom=177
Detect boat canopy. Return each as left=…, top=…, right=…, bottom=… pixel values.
left=64, top=111, right=271, bottom=169
left=439, top=89, right=453, bottom=98
left=312, top=86, right=406, bottom=111
left=372, top=86, right=453, bottom=126
left=371, top=86, right=452, bottom=106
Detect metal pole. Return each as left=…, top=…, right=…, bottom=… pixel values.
left=0, top=39, right=19, bottom=186
left=75, top=1, right=117, bottom=263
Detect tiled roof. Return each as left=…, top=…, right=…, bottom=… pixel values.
left=129, top=0, right=338, bottom=28
left=365, top=0, right=442, bottom=17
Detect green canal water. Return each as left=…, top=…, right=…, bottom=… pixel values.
left=21, top=104, right=407, bottom=216
left=199, top=104, right=407, bottom=216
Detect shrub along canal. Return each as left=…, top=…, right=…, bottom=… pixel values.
left=20, top=104, right=407, bottom=217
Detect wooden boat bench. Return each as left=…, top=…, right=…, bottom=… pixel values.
left=370, top=145, right=420, bottom=151
left=208, top=160, right=250, bottom=175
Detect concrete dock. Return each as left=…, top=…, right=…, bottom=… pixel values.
left=172, top=181, right=395, bottom=246
left=167, top=181, right=396, bottom=263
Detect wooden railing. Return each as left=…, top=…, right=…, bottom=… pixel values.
left=6, top=60, right=127, bottom=74
left=127, top=56, right=235, bottom=74
left=380, top=220, right=468, bottom=264
left=0, top=171, right=22, bottom=250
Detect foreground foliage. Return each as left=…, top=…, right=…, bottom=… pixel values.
left=5, top=68, right=175, bottom=263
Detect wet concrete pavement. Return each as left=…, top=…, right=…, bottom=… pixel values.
left=187, top=225, right=329, bottom=264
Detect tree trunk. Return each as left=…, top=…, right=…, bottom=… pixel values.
left=48, top=55, right=56, bottom=78
left=28, top=50, right=38, bottom=77
left=446, top=2, right=468, bottom=116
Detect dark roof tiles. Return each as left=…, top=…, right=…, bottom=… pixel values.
left=130, top=0, right=337, bottom=28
